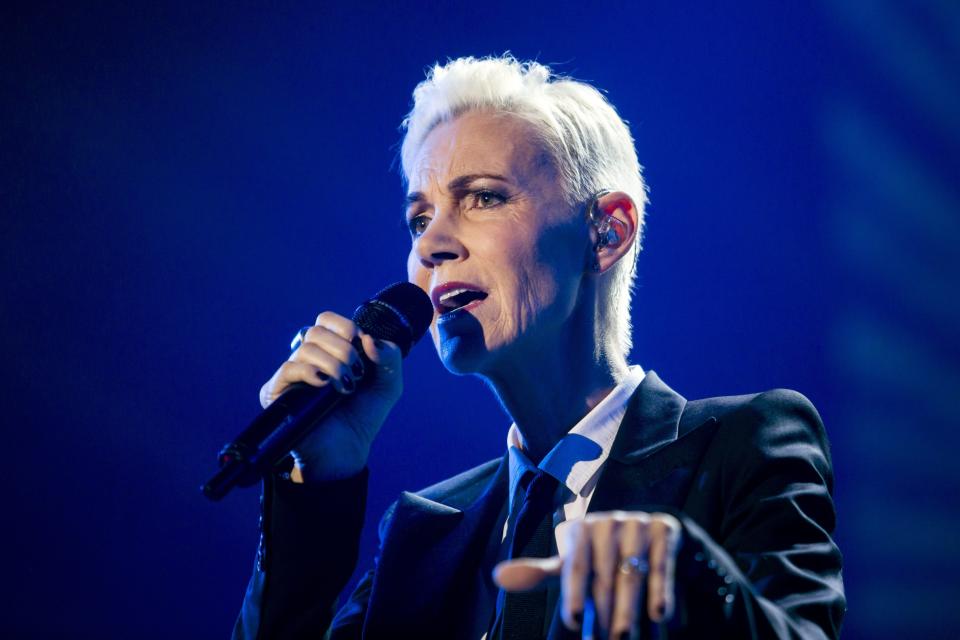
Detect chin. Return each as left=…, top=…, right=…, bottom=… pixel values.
left=434, top=316, right=507, bottom=376
left=436, top=334, right=489, bottom=376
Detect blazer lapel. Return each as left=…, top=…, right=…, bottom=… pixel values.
left=364, top=456, right=510, bottom=636
left=589, top=370, right=720, bottom=515
left=547, top=373, right=720, bottom=639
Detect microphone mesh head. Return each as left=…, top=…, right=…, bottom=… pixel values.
left=352, top=282, right=433, bottom=356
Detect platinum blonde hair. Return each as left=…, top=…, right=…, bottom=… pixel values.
left=400, top=55, right=648, bottom=364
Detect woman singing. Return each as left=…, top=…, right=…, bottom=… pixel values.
left=234, top=55, right=845, bottom=639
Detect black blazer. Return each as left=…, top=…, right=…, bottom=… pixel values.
left=234, top=372, right=845, bottom=639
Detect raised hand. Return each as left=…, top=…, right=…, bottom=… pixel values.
left=494, top=510, right=682, bottom=638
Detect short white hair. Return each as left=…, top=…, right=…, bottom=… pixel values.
left=400, top=55, right=648, bottom=364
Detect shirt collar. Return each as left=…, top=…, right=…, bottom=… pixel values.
left=506, top=365, right=646, bottom=510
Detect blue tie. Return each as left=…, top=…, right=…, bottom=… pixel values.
left=493, top=469, right=560, bottom=639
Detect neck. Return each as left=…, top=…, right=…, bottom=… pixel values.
left=483, top=335, right=629, bottom=464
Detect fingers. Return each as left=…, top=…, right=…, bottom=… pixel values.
left=611, top=514, right=650, bottom=638
left=302, top=314, right=365, bottom=375
left=314, top=310, right=361, bottom=343
left=590, top=515, right=620, bottom=635
left=294, top=342, right=358, bottom=392
left=260, top=312, right=365, bottom=407
left=306, top=312, right=403, bottom=383
left=646, top=514, right=681, bottom=623
left=493, top=556, right=562, bottom=592
left=561, top=518, right=592, bottom=631
left=554, top=511, right=681, bottom=639
left=357, top=334, right=403, bottom=388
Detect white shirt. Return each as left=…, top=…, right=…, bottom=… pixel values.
left=503, top=365, right=650, bottom=557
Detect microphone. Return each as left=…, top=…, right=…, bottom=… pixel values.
left=202, top=282, right=433, bottom=501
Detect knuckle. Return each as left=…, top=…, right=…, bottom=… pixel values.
left=591, top=518, right=613, bottom=537
left=592, top=575, right=614, bottom=593
left=573, top=519, right=592, bottom=541
left=277, top=361, right=298, bottom=378
left=315, top=310, right=338, bottom=325
left=316, top=311, right=358, bottom=337
left=654, top=512, right=681, bottom=531
left=325, top=340, right=350, bottom=364
left=650, top=515, right=670, bottom=530
left=303, top=325, right=323, bottom=343
left=619, top=521, right=642, bottom=545
left=292, top=341, right=318, bottom=360
left=568, top=555, right=588, bottom=575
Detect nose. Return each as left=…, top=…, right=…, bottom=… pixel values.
left=415, top=209, right=466, bottom=269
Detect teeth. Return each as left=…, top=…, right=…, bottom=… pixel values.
left=439, top=288, right=471, bottom=304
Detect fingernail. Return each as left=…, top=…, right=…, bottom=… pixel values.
left=316, top=371, right=329, bottom=381
left=572, top=611, right=583, bottom=627
left=351, top=360, right=364, bottom=378
left=652, top=601, right=666, bottom=621
left=341, top=375, right=355, bottom=392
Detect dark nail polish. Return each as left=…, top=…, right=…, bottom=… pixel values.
left=572, top=611, right=584, bottom=626
left=351, top=360, right=364, bottom=378
left=316, top=371, right=329, bottom=381
left=341, top=375, right=355, bottom=392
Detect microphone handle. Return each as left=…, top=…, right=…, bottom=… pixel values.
left=202, top=339, right=372, bottom=501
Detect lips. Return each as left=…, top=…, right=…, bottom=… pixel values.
left=431, top=281, right=488, bottom=316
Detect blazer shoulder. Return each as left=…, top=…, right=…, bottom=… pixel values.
left=683, top=387, right=832, bottom=472
left=684, top=387, right=824, bottom=434
left=375, top=457, right=503, bottom=541
left=413, top=457, right=504, bottom=508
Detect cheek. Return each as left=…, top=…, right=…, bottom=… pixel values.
left=407, top=249, right=428, bottom=288
left=491, top=242, right=558, bottom=331
left=406, top=249, right=418, bottom=282
left=511, top=229, right=582, bottom=324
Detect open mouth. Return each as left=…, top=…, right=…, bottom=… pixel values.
left=432, top=283, right=488, bottom=316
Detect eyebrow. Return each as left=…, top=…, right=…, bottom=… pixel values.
left=404, top=173, right=511, bottom=210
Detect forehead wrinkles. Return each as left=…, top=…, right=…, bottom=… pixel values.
left=407, top=111, right=557, bottom=195
left=409, top=126, right=471, bottom=193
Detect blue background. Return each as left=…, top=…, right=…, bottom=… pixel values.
left=4, top=2, right=958, bottom=637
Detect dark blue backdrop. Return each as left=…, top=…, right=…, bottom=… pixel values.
left=4, top=2, right=958, bottom=637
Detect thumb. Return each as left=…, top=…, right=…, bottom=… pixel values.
left=493, top=556, right=562, bottom=592
left=359, top=334, right=402, bottom=374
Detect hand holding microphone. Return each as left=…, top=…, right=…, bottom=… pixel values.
left=202, top=282, right=432, bottom=499
left=262, top=312, right=402, bottom=484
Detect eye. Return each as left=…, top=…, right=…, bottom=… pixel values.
left=468, top=189, right=507, bottom=209
left=407, top=214, right=430, bottom=238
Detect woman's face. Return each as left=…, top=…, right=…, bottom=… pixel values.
left=405, top=110, right=589, bottom=376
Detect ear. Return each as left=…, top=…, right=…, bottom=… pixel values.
left=588, top=191, right=639, bottom=274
